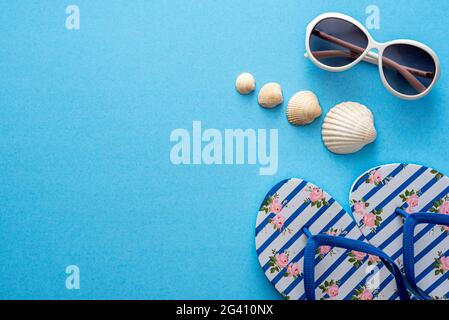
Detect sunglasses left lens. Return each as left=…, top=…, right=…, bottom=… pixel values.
left=309, top=18, right=369, bottom=68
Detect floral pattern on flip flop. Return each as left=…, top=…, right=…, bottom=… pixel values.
left=348, top=250, right=367, bottom=268
left=283, top=262, right=302, bottom=279
left=367, top=254, right=381, bottom=266
left=268, top=213, right=292, bottom=235
left=360, top=209, right=383, bottom=232
left=351, top=198, right=370, bottom=216
left=399, top=189, right=421, bottom=214
left=365, top=169, right=383, bottom=186
left=315, top=245, right=336, bottom=259
left=304, top=186, right=329, bottom=208
left=318, top=279, right=340, bottom=300
left=433, top=252, right=449, bottom=277
left=351, top=284, right=377, bottom=300
left=267, top=249, right=290, bottom=274
left=351, top=198, right=382, bottom=232
left=431, top=169, right=444, bottom=181
left=363, top=168, right=395, bottom=186
left=259, top=193, right=287, bottom=214
left=428, top=196, right=449, bottom=233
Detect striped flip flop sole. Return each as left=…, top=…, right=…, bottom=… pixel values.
left=349, top=163, right=449, bottom=300
left=255, top=178, right=398, bottom=300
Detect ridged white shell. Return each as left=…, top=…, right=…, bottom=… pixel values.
left=286, top=91, right=322, bottom=126
left=322, top=102, right=377, bottom=154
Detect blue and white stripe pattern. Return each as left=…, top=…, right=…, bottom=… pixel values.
left=255, top=178, right=398, bottom=300
left=350, top=163, right=449, bottom=300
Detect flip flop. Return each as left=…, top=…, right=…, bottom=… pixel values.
left=350, top=163, right=449, bottom=300
left=255, top=178, right=410, bottom=300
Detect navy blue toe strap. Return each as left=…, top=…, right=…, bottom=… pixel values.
left=303, top=234, right=411, bottom=300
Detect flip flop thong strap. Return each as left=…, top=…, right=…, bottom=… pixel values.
left=303, top=234, right=411, bottom=300
left=402, top=211, right=449, bottom=300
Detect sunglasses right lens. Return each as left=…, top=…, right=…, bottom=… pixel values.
left=382, top=44, right=436, bottom=96
left=309, top=18, right=369, bottom=67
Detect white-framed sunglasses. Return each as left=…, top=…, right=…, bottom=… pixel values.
left=304, top=12, right=441, bottom=100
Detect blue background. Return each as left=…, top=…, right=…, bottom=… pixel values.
left=0, top=0, right=448, bottom=299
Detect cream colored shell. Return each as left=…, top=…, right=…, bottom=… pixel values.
left=322, top=102, right=377, bottom=154
left=258, top=83, right=283, bottom=108
left=286, top=91, right=322, bottom=126
left=235, top=73, right=256, bottom=94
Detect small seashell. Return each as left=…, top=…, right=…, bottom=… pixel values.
left=258, top=83, right=283, bottom=108
left=322, top=102, right=377, bottom=154
left=235, top=72, right=256, bottom=94
left=286, top=91, right=322, bottom=126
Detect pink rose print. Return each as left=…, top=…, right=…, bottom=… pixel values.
left=363, top=212, right=376, bottom=228
left=369, top=170, right=382, bottom=184
left=319, top=246, right=331, bottom=255
left=439, top=201, right=449, bottom=215
left=275, top=253, right=289, bottom=268
left=440, top=256, right=449, bottom=272
left=400, top=190, right=420, bottom=214
left=268, top=250, right=290, bottom=274
left=368, top=255, right=381, bottom=265
left=407, top=194, right=419, bottom=208
left=286, top=263, right=301, bottom=277
left=319, top=279, right=340, bottom=300
left=352, top=250, right=367, bottom=261
left=271, top=214, right=285, bottom=229
left=327, top=284, right=339, bottom=298
left=359, top=288, right=373, bottom=300
left=433, top=251, right=449, bottom=275
left=260, top=193, right=286, bottom=215
left=310, top=187, right=324, bottom=203
left=270, top=199, right=283, bottom=214
left=352, top=285, right=377, bottom=300
left=430, top=197, right=449, bottom=233
left=354, top=201, right=367, bottom=215
left=348, top=251, right=366, bottom=268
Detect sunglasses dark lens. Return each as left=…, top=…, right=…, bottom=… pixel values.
left=382, top=44, right=436, bottom=96
left=309, top=18, right=369, bottom=67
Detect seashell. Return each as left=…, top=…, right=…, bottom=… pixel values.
left=235, top=72, right=256, bottom=94
left=321, top=102, right=377, bottom=154
left=286, top=91, right=322, bottom=126
left=258, top=82, right=283, bottom=108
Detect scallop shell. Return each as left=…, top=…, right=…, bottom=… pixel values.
left=258, top=83, right=283, bottom=108
left=286, top=91, right=322, bottom=126
left=235, top=72, right=256, bottom=94
left=321, top=102, right=377, bottom=154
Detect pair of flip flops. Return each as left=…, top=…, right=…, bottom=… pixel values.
left=255, top=163, right=449, bottom=300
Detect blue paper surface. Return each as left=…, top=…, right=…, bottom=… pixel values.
left=0, top=0, right=448, bottom=299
